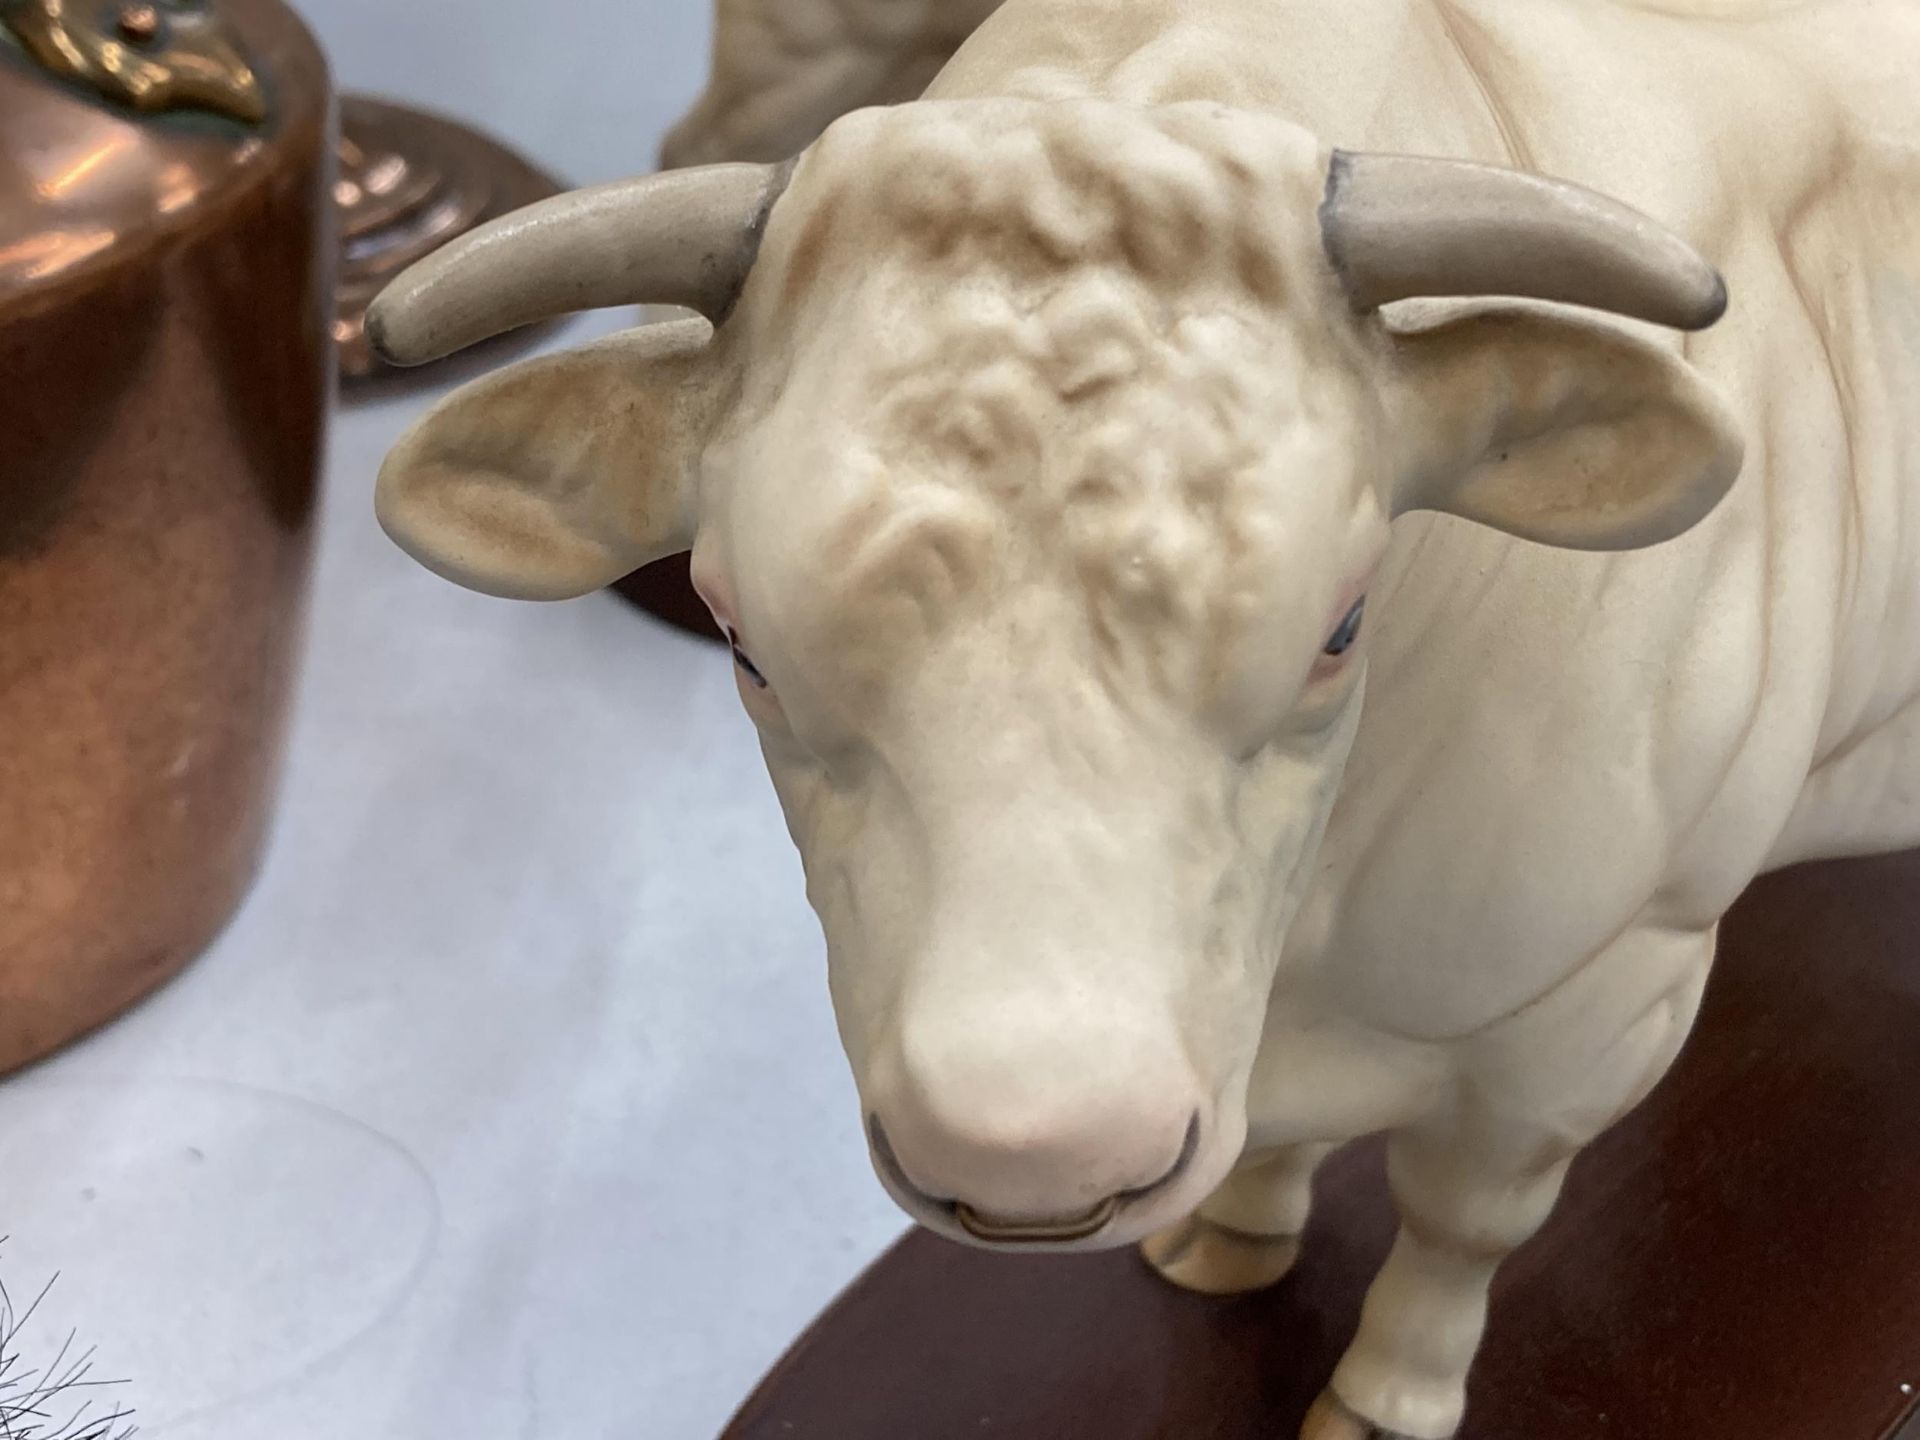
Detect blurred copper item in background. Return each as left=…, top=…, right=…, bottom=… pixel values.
left=0, top=0, right=332, bottom=1073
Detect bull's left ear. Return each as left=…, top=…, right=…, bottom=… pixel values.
left=1382, top=307, right=1745, bottom=550
left=377, top=318, right=717, bottom=600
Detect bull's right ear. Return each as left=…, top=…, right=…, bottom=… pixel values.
left=376, top=319, right=716, bottom=600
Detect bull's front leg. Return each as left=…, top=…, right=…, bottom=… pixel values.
left=1141, top=1141, right=1336, bottom=1294
left=1302, top=1122, right=1578, bottom=1440
left=1304, top=927, right=1715, bottom=1440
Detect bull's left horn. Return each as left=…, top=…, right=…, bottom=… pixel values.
left=1320, top=150, right=1727, bottom=331
left=367, top=160, right=795, bottom=367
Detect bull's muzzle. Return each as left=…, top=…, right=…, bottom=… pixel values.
left=869, top=1112, right=1202, bottom=1245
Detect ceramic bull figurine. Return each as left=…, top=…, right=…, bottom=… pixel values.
left=366, top=2, right=1920, bottom=1436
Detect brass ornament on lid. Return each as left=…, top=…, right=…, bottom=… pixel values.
left=0, top=0, right=266, bottom=124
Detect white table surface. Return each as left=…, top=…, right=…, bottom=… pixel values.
left=0, top=4, right=908, bottom=1435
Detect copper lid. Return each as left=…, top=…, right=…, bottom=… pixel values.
left=0, top=0, right=330, bottom=315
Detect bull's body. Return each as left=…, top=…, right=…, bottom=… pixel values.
left=924, top=0, right=1920, bottom=1118
left=371, top=4, right=1920, bottom=1436
left=926, top=9, right=1920, bottom=1429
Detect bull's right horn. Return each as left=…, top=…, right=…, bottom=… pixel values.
left=367, top=160, right=795, bottom=367
left=1320, top=150, right=1727, bottom=331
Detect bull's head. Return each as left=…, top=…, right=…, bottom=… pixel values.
left=370, top=102, right=1739, bottom=1249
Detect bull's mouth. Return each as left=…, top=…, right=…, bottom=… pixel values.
left=953, top=1196, right=1119, bottom=1243
left=868, top=1113, right=1202, bottom=1245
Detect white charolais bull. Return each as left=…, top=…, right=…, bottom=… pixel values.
left=366, top=3, right=1920, bottom=1436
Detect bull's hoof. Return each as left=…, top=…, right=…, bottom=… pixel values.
left=1138, top=1213, right=1300, bottom=1295
left=1299, top=1393, right=1436, bottom=1440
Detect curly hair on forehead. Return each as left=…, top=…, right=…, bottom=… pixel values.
left=862, top=261, right=1313, bottom=701
left=800, top=95, right=1324, bottom=297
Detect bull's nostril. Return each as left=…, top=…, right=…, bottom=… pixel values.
left=1120, top=1110, right=1202, bottom=1203
left=869, top=1114, right=953, bottom=1208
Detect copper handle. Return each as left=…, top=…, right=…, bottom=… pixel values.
left=1, top=0, right=266, bottom=124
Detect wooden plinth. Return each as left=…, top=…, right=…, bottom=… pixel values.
left=720, top=851, right=1920, bottom=1440
left=612, top=554, right=724, bottom=644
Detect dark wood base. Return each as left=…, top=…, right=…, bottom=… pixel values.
left=611, top=554, right=725, bottom=644
left=720, top=851, right=1920, bottom=1440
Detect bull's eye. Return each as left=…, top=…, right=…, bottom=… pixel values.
left=1323, top=597, right=1366, bottom=657
left=725, top=627, right=769, bottom=689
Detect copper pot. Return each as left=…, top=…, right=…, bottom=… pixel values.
left=0, top=0, right=332, bottom=1073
